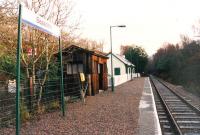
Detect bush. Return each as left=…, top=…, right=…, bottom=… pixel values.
left=151, top=40, right=200, bottom=97
left=48, top=100, right=60, bottom=111
left=0, top=55, right=16, bottom=79
left=20, top=101, right=31, bottom=122
left=37, top=104, right=46, bottom=114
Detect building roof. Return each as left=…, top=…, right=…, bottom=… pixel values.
left=107, top=53, right=135, bottom=67
left=60, top=45, right=108, bottom=58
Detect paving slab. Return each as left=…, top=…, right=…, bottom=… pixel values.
left=138, top=77, right=162, bottom=135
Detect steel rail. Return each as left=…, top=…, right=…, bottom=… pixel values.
left=150, top=76, right=183, bottom=135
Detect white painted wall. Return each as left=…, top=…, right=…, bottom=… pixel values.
left=107, top=54, right=126, bottom=76
left=107, top=54, right=135, bottom=86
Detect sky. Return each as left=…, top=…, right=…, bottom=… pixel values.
left=74, top=0, right=200, bottom=56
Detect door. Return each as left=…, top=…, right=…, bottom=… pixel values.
left=92, top=60, right=99, bottom=95
left=98, top=64, right=103, bottom=89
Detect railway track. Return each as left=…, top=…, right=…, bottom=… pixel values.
left=150, top=76, right=200, bottom=135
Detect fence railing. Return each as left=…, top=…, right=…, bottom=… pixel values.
left=0, top=74, right=83, bottom=130
left=0, top=80, right=16, bottom=128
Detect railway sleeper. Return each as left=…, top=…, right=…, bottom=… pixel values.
left=162, top=131, right=176, bottom=135
left=177, top=120, right=200, bottom=124
left=172, top=112, right=197, bottom=115
left=169, top=106, right=189, bottom=109
left=175, top=116, right=200, bottom=119
left=169, top=109, right=194, bottom=112
left=182, top=129, right=200, bottom=135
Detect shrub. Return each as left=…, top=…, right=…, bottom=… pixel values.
left=37, top=104, right=46, bottom=114
left=48, top=100, right=60, bottom=111
left=20, top=101, right=30, bottom=122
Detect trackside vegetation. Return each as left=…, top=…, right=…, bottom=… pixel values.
left=148, top=36, right=200, bottom=96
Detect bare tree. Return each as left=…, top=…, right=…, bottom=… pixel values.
left=0, top=0, right=80, bottom=110
left=76, top=38, right=104, bottom=52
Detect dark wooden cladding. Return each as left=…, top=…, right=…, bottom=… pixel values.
left=91, top=56, right=98, bottom=94
left=103, top=63, right=108, bottom=90
left=61, top=45, right=108, bottom=96
left=91, top=74, right=99, bottom=95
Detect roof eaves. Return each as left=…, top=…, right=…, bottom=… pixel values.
left=107, top=53, right=135, bottom=67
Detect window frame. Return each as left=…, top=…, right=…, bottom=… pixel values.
left=114, top=67, right=121, bottom=76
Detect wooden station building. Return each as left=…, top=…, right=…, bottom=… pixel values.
left=61, top=45, right=108, bottom=96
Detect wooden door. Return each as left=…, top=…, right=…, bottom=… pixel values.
left=91, top=58, right=99, bottom=95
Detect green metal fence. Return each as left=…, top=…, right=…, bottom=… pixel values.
left=0, top=74, right=83, bottom=134
left=0, top=80, right=16, bottom=128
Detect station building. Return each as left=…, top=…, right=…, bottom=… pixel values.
left=106, top=53, right=135, bottom=86
left=61, top=45, right=108, bottom=96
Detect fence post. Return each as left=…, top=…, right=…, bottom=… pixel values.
left=59, top=36, right=65, bottom=116
left=16, top=4, right=22, bottom=135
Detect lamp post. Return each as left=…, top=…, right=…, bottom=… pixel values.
left=110, top=25, right=126, bottom=92
left=136, top=55, right=138, bottom=77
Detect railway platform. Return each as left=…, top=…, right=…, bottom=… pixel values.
left=138, top=77, right=162, bottom=135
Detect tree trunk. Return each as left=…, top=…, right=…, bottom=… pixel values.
left=37, top=40, right=49, bottom=110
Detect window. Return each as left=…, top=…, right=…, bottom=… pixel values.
left=66, top=63, right=83, bottom=74
left=98, top=64, right=100, bottom=74
left=114, top=68, right=121, bottom=75
left=67, top=64, right=72, bottom=74
left=78, top=64, right=83, bottom=73
left=72, top=64, right=78, bottom=74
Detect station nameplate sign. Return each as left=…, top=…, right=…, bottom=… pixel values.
left=21, top=6, right=60, bottom=37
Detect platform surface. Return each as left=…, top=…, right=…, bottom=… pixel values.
left=138, top=77, right=162, bottom=135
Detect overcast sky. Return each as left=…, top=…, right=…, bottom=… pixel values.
left=74, top=0, right=200, bottom=56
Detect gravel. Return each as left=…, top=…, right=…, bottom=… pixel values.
left=159, top=79, right=200, bottom=110
left=1, top=78, right=145, bottom=135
